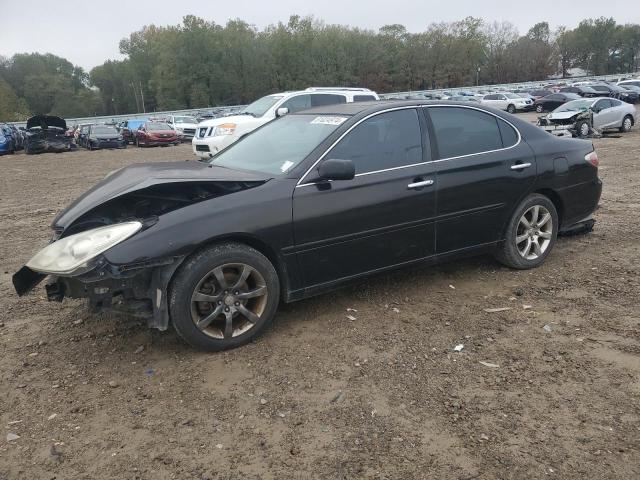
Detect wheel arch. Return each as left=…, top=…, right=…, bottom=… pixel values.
left=171, top=233, right=290, bottom=302
left=500, top=188, right=565, bottom=241
left=533, top=188, right=564, bottom=227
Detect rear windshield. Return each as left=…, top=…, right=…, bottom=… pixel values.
left=147, top=123, right=172, bottom=130
left=93, top=126, right=118, bottom=134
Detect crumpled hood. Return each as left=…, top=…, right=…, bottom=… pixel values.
left=52, top=161, right=271, bottom=229
left=547, top=110, right=586, bottom=120
left=27, top=115, right=67, bottom=130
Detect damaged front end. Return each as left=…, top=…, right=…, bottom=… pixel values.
left=25, top=115, right=72, bottom=154
left=13, top=161, right=270, bottom=331
left=537, top=109, right=599, bottom=138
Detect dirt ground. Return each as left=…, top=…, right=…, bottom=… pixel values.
left=1, top=112, right=639, bottom=480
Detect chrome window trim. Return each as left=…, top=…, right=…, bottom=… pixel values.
left=296, top=104, right=522, bottom=188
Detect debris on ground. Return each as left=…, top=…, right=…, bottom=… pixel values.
left=453, top=344, right=465, bottom=352
left=6, top=433, right=20, bottom=442
left=479, top=361, right=500, bottom=368
left=543, top=325, right=553, bottom=333
left=483, top=307, right=511, bottom=313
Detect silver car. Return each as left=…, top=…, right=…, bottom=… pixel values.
left=538, top=97, right=637, bottom=137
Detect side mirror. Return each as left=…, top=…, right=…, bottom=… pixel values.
left=318, top=158, right=355, bottom=181
left=276, top=107, right=289, bottom=117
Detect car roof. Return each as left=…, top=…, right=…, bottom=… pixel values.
left=291, top=99, right=523, bottom=117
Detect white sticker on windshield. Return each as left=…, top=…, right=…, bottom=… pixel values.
left=311, top=116, right=348, bottom=126
left=280, top=160, right=294, bottom=172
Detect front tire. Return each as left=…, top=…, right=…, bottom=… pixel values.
left=620, top=115, right=633, bottom=133
left=169, top=243, right=280, bottom=351
left=576, top=120, right=590, bottom=138
left=495, top=194, right=558, bottom=269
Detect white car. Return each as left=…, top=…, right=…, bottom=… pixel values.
left=192, top=88, right=379, bottom=159
left=164, top=115, right=199, bottom=141
left=617, top=79, right=640, bottom=89
left=480, top=93, right=533, bottom=113
left=538, top=97, right=636, bottom=137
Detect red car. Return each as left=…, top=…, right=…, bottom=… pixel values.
left=135, top=122, right=180, bottom=147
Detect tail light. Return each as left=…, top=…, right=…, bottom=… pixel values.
left=585, top=150, right=599, bottom=167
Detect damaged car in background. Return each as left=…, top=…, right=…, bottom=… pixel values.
left=13, top=101, right=602, bottom=351
left=537, top=97, right=636, bottom=138
left=24, top=115, right=72, bottom=154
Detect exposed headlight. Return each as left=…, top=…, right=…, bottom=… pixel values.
left=26, top=222, right=142, bottom=275
left=0, top=135, right=5, bottom=143
left=213, top=123, right=236, bottom=136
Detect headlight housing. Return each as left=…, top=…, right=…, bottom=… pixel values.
left=214, top=123, right=236, bottom=136
left=26, top=222, right=142, bottom=275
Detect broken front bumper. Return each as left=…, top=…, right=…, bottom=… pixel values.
left=13, top=256, right=184, bottom=330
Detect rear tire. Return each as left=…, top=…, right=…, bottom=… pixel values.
left=620, top=115, right=633, bottom=133
left=507, top=104, right=516, bottom=114
left=536, top=104, right=544, bottom=113
left=169, top=243, right=280, bottom=351
left=495, top=194, right=558, bottom=270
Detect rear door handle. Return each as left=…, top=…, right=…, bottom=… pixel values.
left=407, top=179, right=434, bottom=189
left=510, top=162, right=532, bottom=170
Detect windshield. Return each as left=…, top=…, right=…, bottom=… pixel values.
left=147, top=122, right=172, bottom=130
left=92, top=126, right=118, bottom=135
left=175, top=116, right=196, bottom=124
left=209, top=114, right=346, bottom=175
left=241, top=95, right=284, bottom=118
left=555, top=99, right=593, bottom=112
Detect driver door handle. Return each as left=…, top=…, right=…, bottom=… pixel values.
left=510, top=162, right=532, bottom=170
left=407, top=179, right=434, bottom=189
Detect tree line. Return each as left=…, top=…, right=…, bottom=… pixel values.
left=1, top=15, right=639, bottom=121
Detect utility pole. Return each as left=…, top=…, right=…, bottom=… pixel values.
left=139, top=81, right=146, bottom=114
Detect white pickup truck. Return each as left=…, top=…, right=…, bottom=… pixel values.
left=191, top=87, right=379, bottom=160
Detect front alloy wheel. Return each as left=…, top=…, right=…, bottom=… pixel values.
left=170, top=243, right=280, bottom=351
left=495, top=193, right=558, bottom=269
left=190, top=263, right=268, bottom=340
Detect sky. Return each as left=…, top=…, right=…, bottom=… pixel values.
left=1, top=0, right=638, bottom=71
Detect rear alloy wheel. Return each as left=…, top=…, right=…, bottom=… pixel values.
left=535, top=104, right=544, bottom=113
left=496, top=194, right=558, bottom=269
left=620, top=115, right=633, bottom=133
left=507, top=104, right=516, bottom=114
left=169, top=243, right=280, bottom=351
left=136, top=138, right=141, bottom=147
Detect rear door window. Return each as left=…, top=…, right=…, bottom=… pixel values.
left=281, top=94, right=312, bottom=113
left=328, top=109, right=423, bottom=174
left=427, top=106, right=504, bottom=159
left=310, top=94, right=347, bottom=107
left=353, top=95, right=377, bottom=102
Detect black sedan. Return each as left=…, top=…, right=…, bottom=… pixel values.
left=534, top=93, right=581, bottom=113
left=82, top=124, right=127, bottom=150
left=559, top=86, right=600, bottom=98
left=13, top=101, right=602, bottom=351
left=588, top=83, right=639, bottom=104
